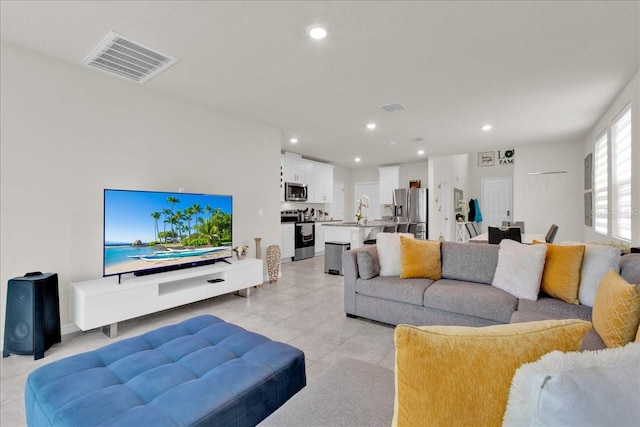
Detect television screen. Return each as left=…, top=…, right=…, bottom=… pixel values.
left=104, top=189, right=233, bottom=277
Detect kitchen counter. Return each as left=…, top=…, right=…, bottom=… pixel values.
left=320, top=220, right=405, bottom=228
left=318, top=221, right=394, bottom=250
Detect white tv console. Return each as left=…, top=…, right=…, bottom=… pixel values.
left=70, top=258, right=263, bottom=338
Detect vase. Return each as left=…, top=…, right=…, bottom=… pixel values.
left=235, top=253, right=246, bottom=261
left=266, top=245, right=281, bottom=284
left=255, top=237, right=262, bottom=259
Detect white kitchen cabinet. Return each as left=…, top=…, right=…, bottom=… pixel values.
left=315, top=223, right=326, bottom=254
left=282, top=155, right=334, bottom=204
left=284, top=156, right=306, bottom=184
left=379, top=166, right=402, bottom=205
left=281, top=224, right=295, bottom=259
left=314, top=163, right=334, bottom=203
left=305, top=162, right=315, bottom=202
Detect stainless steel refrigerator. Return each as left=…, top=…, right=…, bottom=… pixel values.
left=393, top=188, right=428, bottom=239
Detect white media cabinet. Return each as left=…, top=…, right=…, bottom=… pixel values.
left=70, top=258, right=263, bottom=338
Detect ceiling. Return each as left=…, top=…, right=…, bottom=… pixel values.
left=1, top=1, right=639, bottom=168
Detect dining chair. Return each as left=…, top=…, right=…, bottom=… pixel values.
left=545, top=224, right=559, bottom=243
left=488, top=226, right=522, bottom=244
left=465, top=222, right=478, bottom=238
left=383, top=224, right=398, bottom=233
left=512, top=221, right=525, bottom=234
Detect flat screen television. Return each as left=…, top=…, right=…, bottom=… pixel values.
left=104, top=189, right=233, bottom=278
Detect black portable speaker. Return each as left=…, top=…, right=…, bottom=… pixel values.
left=3, top=272, right=61, bottom=360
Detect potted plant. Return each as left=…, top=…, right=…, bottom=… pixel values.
left=233, top=245, right=249, bottom=260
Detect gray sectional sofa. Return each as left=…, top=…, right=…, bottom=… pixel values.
left=261, top=248, right=640, bottom=426
left=343, top=242, right=640, bottom=350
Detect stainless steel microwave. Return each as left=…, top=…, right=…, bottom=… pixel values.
left=285, top=182, right=308, bottom=202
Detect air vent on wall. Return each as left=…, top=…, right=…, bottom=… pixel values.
left=379, top=102, right=406, bottom=113
left=82, top=31, right=179, bottom=83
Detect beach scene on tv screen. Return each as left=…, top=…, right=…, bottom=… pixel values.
left=104, top=190, right=232, bottom=276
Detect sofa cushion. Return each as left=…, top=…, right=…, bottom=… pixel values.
left=579, top=244, right=621, bottom=307
left=441, top=242, right=499, bottom=285
left=510, top=310, right=605, bottom=351
left=592, top=269, right=640, bottom=348
left=620, top=253, right=640, bottom=284
left=491, top=239, right=547, bottom=301
left=377, top=233, right=414, bottom=276
left=392, top=320, right=592, bottom=427
left=503, top=343, right=640, bottom=427
left=423, top=280, right=517, bottom=324
left=399, top=237, right=441, bottom=279
left=517, top=296, right=593, bottom=320
left=356, top=245, right=380, bottom=279
left=535, top=242, right=585, bottom=305
left=356, top=276, right=435, bottom=306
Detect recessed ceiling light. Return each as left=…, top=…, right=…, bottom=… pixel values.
left=290, top=137, right=298, bottom=143
left=308, top=26, right=327, bottom=40
left=481, top=124, right=493, bottom=131
left=417, top=150, right=425, bottom=155
left=355, top=157, right=361, bottom=162
left=366, top=122, right=377, bottom=130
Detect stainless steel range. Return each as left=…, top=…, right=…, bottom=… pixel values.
left=294, top=221, right=315, bottom=260
left=281, top=210, right=315, bottom=261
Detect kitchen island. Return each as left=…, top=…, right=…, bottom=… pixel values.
left=319, top=221, right=405, bottom=249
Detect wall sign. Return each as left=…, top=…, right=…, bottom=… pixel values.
left=497, top=149, right=515, bottom=165
left=478, top=151, right=494, bottom=167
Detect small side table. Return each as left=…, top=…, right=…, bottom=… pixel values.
left=455, top=222, right=469, bottom=243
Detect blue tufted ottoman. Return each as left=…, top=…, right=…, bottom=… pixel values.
left=25, top=315, right=306, bottom=426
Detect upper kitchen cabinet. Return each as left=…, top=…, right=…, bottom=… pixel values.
left=314, top=163, right=334, bottom=203
left=379, top=166, right=403, bottom=204
left=283, top=156, right=306, bottom=183
left=282, top=155, right=333, bottom=203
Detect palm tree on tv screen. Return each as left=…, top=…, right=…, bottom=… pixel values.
left=150, top=211, right=161, bottom=244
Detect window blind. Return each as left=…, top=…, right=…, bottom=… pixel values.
left=612, top=106, right=632, bottom=241
left=594, top=131, right=608, bottom=235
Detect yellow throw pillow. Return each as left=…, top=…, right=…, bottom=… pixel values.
left=392, top=320, right=592, bottom=427
left=534, top=241, right=585, bottom=304
left=592, top=269, right=640, bottom=348
left=399, top=237, right=441, bottom=279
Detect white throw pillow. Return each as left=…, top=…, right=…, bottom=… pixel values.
left=503, top=343, right=640, bottom=427
left=491, top=239, right=547, bottom=300
left=579, top=244, right=621, bottom=307
left=377, top=233, right=414, bottom=276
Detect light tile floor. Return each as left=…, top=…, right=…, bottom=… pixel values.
left=1, top=256, right=395, bottom=426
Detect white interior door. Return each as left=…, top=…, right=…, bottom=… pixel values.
left=481, top=177, right=513, bottom=230
left=330, top=181, right=344, bottom=220
left=354, top=182, right=380, bottom=220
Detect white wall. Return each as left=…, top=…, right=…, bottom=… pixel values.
left=468, top=151, right=515, bottom=201
left=427, top=154, right=470, bottom=240
left=0, top=42, right=282, bottom=336
left=513, top=140, right=583, bottom=242
left=582, top=70, right=640, bottom=246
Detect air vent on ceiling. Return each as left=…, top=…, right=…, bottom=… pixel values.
left=82, top=31, right=179, bottom=83
left=411, top=137, right=425, bottom=142
left=379, top=102, right=406, bottom=113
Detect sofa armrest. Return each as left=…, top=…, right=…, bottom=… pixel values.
left=342, top=249, right=360, bottom=315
